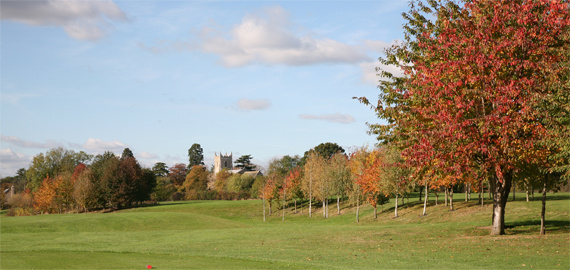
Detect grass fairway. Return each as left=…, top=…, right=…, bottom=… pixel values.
left=2, top=193, right=569, bottom=269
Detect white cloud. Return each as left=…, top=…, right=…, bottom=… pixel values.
left=0, top=0, right=127, bottom=41
left=0, top=149, right=30, bottom=177
left=1, top=135, right=63, bottom=149
left=237, top=98, right=271, bottom=111
left=299, top=113, right=356, bottom=124
left=142, top=6, right=369, bottom=66
left=81, top=138, right=128, bottom=153
left=360, top=61, right=405, bottom=85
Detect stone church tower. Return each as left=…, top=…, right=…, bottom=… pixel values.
left=214, top=152, right=232, bottom=174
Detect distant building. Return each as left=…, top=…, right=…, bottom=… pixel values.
left=213, top=152, right=263, bottom=177
left=214, top=152, right=233, bottom=175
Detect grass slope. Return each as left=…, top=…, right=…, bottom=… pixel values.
left=1, top=194, right=569, bottom=269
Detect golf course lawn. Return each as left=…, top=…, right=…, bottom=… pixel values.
left=1, top=193, right=569, bottom=269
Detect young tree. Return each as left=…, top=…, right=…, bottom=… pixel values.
left=285, top=167, right=303, bottom=213
left=188, top=144, right=205, bottom=168
left=303, top=152, right=326, bottom=218
left=328, top=153, right=351, bottom=215
left=348, top=148, right=368, bottom=222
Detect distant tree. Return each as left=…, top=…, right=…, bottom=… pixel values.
left=136, top=168, right=157, bottom=203
left=90, top=151, right=119, bottom=208
left=151, top=176, right=176, bottom=202
left=26, top=147, right=92, bottom=191
left=235, top=155, right=256, bottom=171
left=184, top=165, right=209, bottom=199
left=226, top=174, right=255, bottom=194
left=300, top=142, right=345, bottom=166
left=73, top=168, right=96, bottom=212
left=109, top=156, right=142, bottom=209
left=169, top=163, right=188, bottom=187
left=188, top=144, right=205, bottom=168
left=267, top=155, right=300, bottom=177
left=121, top=148, right=134, bottom=160
left=152, top=162, right=169, bottom=177
left=214, top=169, right=232, bottom=192
left=33, top=175, right=61, bottom=214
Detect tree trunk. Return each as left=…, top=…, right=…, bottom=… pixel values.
left=419, top=186, right=423, bottom=201
left=337, top=196, right=340, bottom=215
left=309, top=174, right=312, bottom=217
left=326, top=199, right=329, bottom=219
left=490, top=171, right=512, bottom=235
left=532, top=186, right=534, bottom=200
left=512, top=179, right=516, bottom=201
left=323, top=200, right=326, bottom=218
left=263, top=195, right=266, bottom=222
left=540, top=175, right=548, bottom=235
left=294, top=199, right=297, bottom=213
left=374, top=205, right=378, bottom=219
left=395, top=193, right=399, bottom=217
left=449, top=188, right=454, bottom=211
left=422, top=184, right=428, bottom=216
left=356, top=197, right=360, bottom=223
left=269, top=201, right=272, bottom=215
left=465, top=184, right=469, bottom=202
left=282, top=189, right=286, bottom=221
left=480, top=180, right=484, bottom=207
left=445, top=188, right=449, bottom=207
left=434, top=192, right=438, bottom=206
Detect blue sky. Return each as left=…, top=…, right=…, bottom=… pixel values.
left=1, top=0, right=407, bottom=176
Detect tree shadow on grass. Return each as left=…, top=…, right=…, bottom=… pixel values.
left=505, top=220, right=570, bottom=235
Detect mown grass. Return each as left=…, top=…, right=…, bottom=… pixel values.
left=1, top=193, right=569, bottom=269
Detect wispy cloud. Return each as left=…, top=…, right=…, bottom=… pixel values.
left=141, top=6, right=369, bottom=67
left=139, top=151, right=158, bottom=160
left=0, top=0, right=127, bottom=41
left=299, top=113, right=356, bottom=124
left=1, top=136, right=63, bottom=149
left=0, top=93, right=42, bottom=105
left=81, top=138, right=128, bottom=153
left=237, top=98, right=271, bottom=111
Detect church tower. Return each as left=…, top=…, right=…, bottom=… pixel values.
left=214, top=152, right=232, bottom=174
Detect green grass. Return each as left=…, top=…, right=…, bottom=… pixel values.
left=1, top=193, right=569, bottom=269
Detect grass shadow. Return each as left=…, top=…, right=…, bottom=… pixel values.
left=506, top=219, right=570, bottom=235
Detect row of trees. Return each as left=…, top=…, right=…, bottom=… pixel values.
left=356, top=0, right=569, bottom=235
left=2, top=148, right=156, bottom=215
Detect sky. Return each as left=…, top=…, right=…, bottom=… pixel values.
left=0, top=0, right=408, bottom=177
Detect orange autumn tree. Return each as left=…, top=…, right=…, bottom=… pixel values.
left=33, top=175, right=62, bottom=214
